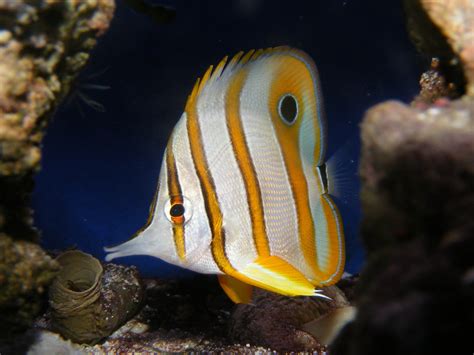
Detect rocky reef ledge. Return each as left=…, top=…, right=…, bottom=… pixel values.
left=21, top=274, right=353, bottom=354
left=0, top=0, right=115, bottom=341
left=332, top=1, right=474, bottom=354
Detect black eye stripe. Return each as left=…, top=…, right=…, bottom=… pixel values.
left=170, top=203, right=185, bottom=217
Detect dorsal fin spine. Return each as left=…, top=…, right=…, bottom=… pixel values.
left=211, top=56, right=229, bottom=81
left=197, top=65, right=214, bottom=96
left=185, top=47, right=300, bottom=110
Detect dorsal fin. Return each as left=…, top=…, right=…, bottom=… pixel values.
left=184, top=47, right=298, bottom=109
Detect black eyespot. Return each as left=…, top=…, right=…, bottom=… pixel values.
left=170, top=203, right=185, bottom=217
left=278, top=94, right=298, bottom=125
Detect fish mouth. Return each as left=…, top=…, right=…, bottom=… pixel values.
left=104, top=230, right=154, bottom=262
left=104, top=239, right=139, bottom=262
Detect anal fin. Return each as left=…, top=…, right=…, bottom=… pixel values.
left=235, top=255, right=317, bottom=297
left=218, top=275, right=253, bottom=304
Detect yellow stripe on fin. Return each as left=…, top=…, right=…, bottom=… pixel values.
left=239, top=49, right=256, bottom=66
left=211, top=56, right=228, bottom=80
left=218, top=275, right=254, bottom=304
left=187, top=77, right=201, bottom=105
left=197, top=65, right=214, bottom=96
left=228, top=51, right=244, bottom=67
left=236, top=256, right=316, bottom=297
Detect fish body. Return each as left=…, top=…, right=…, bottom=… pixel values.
left=105, top=47, right=345, bottom=303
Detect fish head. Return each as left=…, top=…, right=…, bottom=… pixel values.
left=104, top=116, right=213, bottom=270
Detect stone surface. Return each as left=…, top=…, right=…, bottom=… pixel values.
left=420, top=0, right=474, bottom=96
left=0, top=0, right=115, bottom=339
left=331, top=2, right=474, bottom=352
left=24, top=328, right=274, bottom=355
left=19, top=276, right=276, bottom=353
left=0, top=0, right=115, bottom=237
left=0, top=233, right=59, bottom=339
left=3, top=276, right=348, bottom=353
left=413, top=58, right=459, bottom=105
left=49, top=253, right=143, bottom=345
left=359, top=98, right=474, bottom=253
left=331, top=98, right=474, bottom=355
left=403, top=0, right=472, bottom=98
left=230, top=286, right=348, bottom=352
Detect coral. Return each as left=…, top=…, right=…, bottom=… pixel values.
left=413, top=58, right=459, bottom=105
left=403, top=0, right=471, bottom=98
left=0, top=0, right=115, bottom=236
left=359, top=99, right=474, bottom=253
left=420, top=0, right=474, bottom=96
left=350, top=99, right=473, bottom=355
left=0, top=0, right=115, bottom=338
left=0, top=233, right=59, bottom=338
left=331, top=2, right=474, bottom=354
left=332, top=53, right=474, bottom=355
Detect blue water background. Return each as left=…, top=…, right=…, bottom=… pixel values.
left=32, top=0, right=421, bottom=278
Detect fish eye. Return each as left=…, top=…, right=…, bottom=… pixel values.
left=170, top=203, right=185, bottom=217
left=164, top=196, right=193, bottom=224
left=278, top=94, right=298, bottom=125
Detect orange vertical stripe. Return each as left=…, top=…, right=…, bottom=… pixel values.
left=226, top=69, right=271, bottom=257
left=319, top=194, right=345, bottom=285
left=267, top=55, right=327, bottom=282
left=185, top=83, right=237, bottom=275
left=165, top=140, right=186, bottom=261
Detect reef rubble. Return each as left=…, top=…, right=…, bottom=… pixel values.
left=22, top=275, right=348, bottom=353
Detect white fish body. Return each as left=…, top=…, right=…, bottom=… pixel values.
left=105, top=47, right=345, bottom=303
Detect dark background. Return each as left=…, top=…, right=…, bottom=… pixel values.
left=32, top=0, right=422, bottom=278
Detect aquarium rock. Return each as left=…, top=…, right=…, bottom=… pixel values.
left=419, top=0, right=474, bottom=96
left=331, top=3, right=474, bottom=351
left=404, top=0, right=473, bottom=98
left=0, top=0, right=115, bottom=198
left=25, top=276, right=278, bottom=353
left=360, top=99, right=474, bottom=252
left=15, top=269, right=354, bottom=352
left=0, top=234, right=59, bottom=339
left=49, top=251, right=143, bottom=345
left=0, top=0, right=115, bottom=338
left=332, top=98, right=474, bottom=355
left=229, top=286, right=349, bottom=352
left=413, top=58, right=459, bottom=104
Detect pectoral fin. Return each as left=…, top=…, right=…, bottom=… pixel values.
left=218, top=275, right=254, bottom=304
left=234, top=255, right=320, bottom=297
